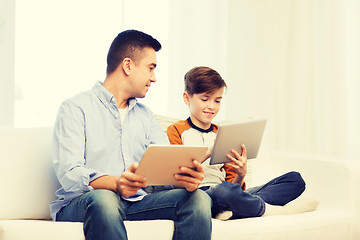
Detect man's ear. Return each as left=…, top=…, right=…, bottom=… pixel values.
left=122, top=58, right=132, bottom=76
left=183, top=92, right=190, bottom=105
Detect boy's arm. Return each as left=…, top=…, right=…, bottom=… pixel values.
left=166, top=124, right=183, bottom=145
left=224, top=164, right=246, bottom=190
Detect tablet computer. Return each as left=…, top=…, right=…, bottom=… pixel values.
left=135, top=145, right=208, bottom=187
left=210, top=118, right=266, bottom=165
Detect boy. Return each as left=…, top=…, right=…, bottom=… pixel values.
left=51, top=31, right=212, bottom=240
left=167, top=66, right=316, bottom=219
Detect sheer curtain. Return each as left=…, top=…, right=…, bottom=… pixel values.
left=226, top=0, right=360, bottom=159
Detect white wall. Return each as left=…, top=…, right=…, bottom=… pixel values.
left=0, top=0, right=15, bottom=126
left=13, top=0, right=123, bottom=127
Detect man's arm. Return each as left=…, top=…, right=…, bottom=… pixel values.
left=90, top=162, right=147, bottom=198
left=53, top=101, right=105, bottom=193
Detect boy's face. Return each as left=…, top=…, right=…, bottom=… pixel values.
left=184, top=87, right=224, bottom=129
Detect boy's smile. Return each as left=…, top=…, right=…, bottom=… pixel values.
left=184, top=87, right=224, bottom=129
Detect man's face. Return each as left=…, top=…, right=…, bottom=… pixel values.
left=130, top=47, right=157, bottom=98
left=184, top=87, right=224, bottom=129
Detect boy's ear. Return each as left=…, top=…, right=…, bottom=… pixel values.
left=122, top=58, right=132, bottom=76
left=183, top=92, right=190, bottom=105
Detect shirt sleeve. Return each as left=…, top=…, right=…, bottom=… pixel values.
left=149, top=111, right=170, bottom=145
left=223, top=164, right=246, bottom=190
left=52, top=100, right=105, bottom=193
left=166, top=124, right=183, bottom=145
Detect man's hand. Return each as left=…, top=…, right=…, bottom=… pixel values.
left=225, top=144, right=247, bottom=185
left=117, top=162, right=147, bottom=198
left=174, top=160, right=204, bottom=192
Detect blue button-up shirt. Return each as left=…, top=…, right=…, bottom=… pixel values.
left=50, top=81, right=169, bottom=220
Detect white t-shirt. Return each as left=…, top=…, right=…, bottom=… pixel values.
left=119, top=106, right=129, bottom=126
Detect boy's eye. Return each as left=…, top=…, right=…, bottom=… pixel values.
left=201, top=99, right=208, bottom=102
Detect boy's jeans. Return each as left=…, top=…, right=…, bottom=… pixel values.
left=202, top=171, right=306, bottom=218
left=56, top=188, right=212, bottom=240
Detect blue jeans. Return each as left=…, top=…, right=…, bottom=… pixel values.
left=56, top=188, right=212, bottom=240
left=201, top=171, right=305, bottom=219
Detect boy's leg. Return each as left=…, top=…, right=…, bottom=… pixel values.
left=205, top=181, right=266, bottom=219
left=124, top=188, right=212, bottom=240
left=56, top=189, right=127, bottom=240
left=246, top=171, right=306, bottom=206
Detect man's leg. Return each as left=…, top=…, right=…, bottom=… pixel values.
left=124, top=188, right=212, bottom=240
left=56, top=189, right=127, bottom=240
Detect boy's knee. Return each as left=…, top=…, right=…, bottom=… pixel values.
left=285, top=171, right=306, bottom=195
left=290, top=171, right=305, bottom=187
left=208, top=182, right=237, bottom=201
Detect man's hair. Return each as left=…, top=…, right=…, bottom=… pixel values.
left=106, top=29, right=162, bottom=75
left=184, top=66, right=227, bottom=95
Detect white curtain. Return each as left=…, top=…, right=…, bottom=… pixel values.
left=225, top=0, right=360, bottom=159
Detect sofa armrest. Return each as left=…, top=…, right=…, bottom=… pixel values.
left=251, top=151, right=360, bottom=220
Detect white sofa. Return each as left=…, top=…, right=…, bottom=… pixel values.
left=1, top=120, right=360, bottom=240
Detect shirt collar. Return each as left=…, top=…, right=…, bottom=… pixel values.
left=92, top=81, right=138, bottom=110
left=187, top=117, right=214, bottom=133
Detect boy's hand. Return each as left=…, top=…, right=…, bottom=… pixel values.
left=174, top=160, right=205, bottom=192
left=117, top=162, right=147, bottom=198
left=225, top=144, right=247, bottom=184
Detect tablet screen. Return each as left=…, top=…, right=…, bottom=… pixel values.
left=210, top=119, right=266, bottom=165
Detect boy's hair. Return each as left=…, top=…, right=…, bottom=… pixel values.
left=184, top=66, right=227, bottom=95
left=106, top=29, right=162, bottom=75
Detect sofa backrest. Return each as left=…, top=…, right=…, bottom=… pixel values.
left=0, top=116, right=178, bottom=220
left=0, top=126, right=60, bottom=220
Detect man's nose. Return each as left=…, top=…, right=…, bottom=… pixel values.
left=150, top=72, right=156, bottom=83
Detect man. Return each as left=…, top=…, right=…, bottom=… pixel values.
left=51, top=30, right=212, bottom=240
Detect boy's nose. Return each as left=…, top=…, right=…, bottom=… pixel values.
left=208, top=102, right=215, bottom=109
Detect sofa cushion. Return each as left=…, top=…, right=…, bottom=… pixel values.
left=0, top=126, right=58, bottom=220
left=0, top=210, right=357, bottom=240
left=0, top=219, right=174, bottom=240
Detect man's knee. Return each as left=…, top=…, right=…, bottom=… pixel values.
left=177, top=189, right=212, bottom=216
left=87, top=189, right=125, bottom=220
